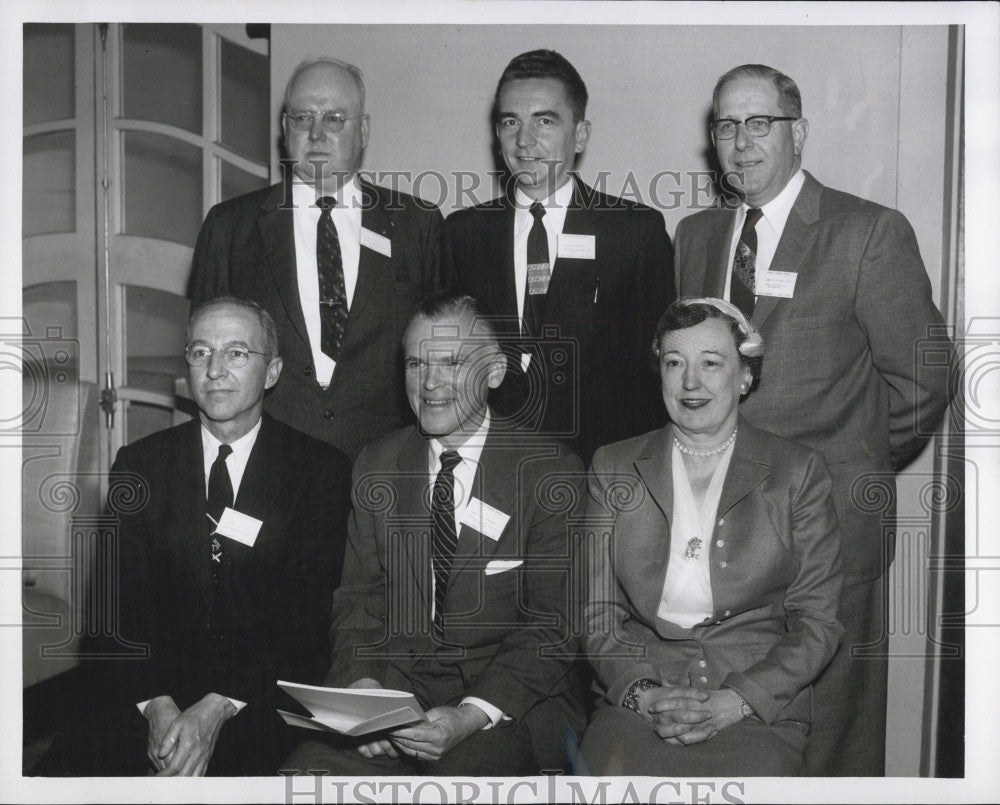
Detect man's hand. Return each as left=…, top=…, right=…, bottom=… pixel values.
left=144, top=696, right=182, bottom=772
left=347, top=679, right=402, bottom=760
left=389, top=704, right=490, bottom=762
left=639, top=685, right=712, bottom=743
left=154, top=693, right=237, bottom=776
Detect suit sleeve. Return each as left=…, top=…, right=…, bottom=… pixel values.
left=853, top=208, right=952, bottom=469
left=627, top=208, right=676, bottom=435
left=462, top=449, right=586, bottom=721
left=323, top=447, right=393, bottom=687
left=722, top=450, right=844, bottom=725
left=419, top=204, right=446, bottom=297
left=582, top=448, right=662, bottom=706
left=189, top=203, right=231, bottom=305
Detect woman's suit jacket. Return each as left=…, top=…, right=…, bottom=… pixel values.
left=583, top=418, right=843, bottom=726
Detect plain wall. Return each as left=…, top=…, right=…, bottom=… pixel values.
left=269, top=23, right=955, bottom=776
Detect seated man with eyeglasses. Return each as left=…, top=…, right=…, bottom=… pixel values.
left=72, top=296, right=351, bottom=776
left=190, top=58, right=444, bottom=462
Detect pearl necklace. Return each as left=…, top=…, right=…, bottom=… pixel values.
left=674, top=426, right=738, bottom=458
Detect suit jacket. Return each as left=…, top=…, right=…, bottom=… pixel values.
left=674, top=171, right=951, bottom=583
left=443, top=179, right=676, bottom=463
left=325, top=421, right=586, bottom=763
left=584, top=419, right=843, bottom=726
left=107, top=414, right=351, bottom=716
left=190, top=180, right=444, bottom=460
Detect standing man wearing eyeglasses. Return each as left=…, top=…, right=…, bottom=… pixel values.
left=443, top=50, right=675, bottom=464
left=674, top=64, right=952, bottom=776
left=70, top=297, right=351, bottom=776
left=190, top=59, right=443, bottom=461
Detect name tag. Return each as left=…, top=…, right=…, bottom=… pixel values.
left=459, top=497, right=511, bottom=541
left=557, top=233, right=595, bottom=260
left=360, top=227, right=392, bottom=258
left=215, top=507, right=263, bottom=548
left=757, top=270, right=797, bottom=298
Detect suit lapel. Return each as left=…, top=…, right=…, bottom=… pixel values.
left=233, top=415, right=280, bottom=524
left=716, top=421, right=771, bottom=518
left=350, top=182, right=394, bottom=326
left=544, top=179, right=599, bottom=325
left=396, top=428, right=435, bottom=612
left=752, top=173, right=822, bottom=329
left=170, top=420, right=214, bottom=612
left=705, top=211, right=737, bottom=298
left=257, top=187, right=311, bottom=351
left=632, top=428, right=675, bottom=618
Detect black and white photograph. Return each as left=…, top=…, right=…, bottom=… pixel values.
left=3, top=1, right=998, bottom=802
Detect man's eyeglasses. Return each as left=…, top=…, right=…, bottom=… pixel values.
left=284, top=111, right=365, bottom=134
left=184, top=345, right=270, bottom=368
left=710, top=115, right=798, bottom=140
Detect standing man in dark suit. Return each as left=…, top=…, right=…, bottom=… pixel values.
left=673, top=64, right=952, bottom=775
left=444, top=50, right=675, bottom=463
left=284, top=292, right=586, bottom=776
left=191, top=58, right=443, bottom=460
left=90, top=297, right=350, bottom=776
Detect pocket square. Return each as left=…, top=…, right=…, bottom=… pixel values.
left=484, top=559, right=523, bottom=575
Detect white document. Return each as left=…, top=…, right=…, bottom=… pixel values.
left=459, top=497, right=511, bottom=541
left=277, top=681, right=426, bottom=737
left=484, top=559, right=524, bottom=576
left=557, top=233, right=596, bottom=260
left=757, top=270, right=797, bottom=298
left=215, top=507, right=262, bottom=548
left=360, top=227, right=392, bottom=257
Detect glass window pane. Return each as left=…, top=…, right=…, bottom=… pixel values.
left=219, top=38, right=270, bottom=164
left=125, top=285, right=189, bottom=392
left=126, top=401, right=178, bottom=444
left=24, top=23, right=75, bottom=126
left=23, top=131, right=76, bottom=236
left=122, top=24, right=202, bottom=133
left=221, top=161, right=268, bottom=202
left=123, top=131, right=202, bottom=247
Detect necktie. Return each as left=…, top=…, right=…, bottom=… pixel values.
left=524, top=201, right=550, bottom=337
left=206, top=443, right=234, bottom=584
left=317, top=196, right=348, bottom=360
left=731, top=207, right=763, bottom=318
left=431, top=450, right=462, bottom=638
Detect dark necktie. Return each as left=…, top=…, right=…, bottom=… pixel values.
left=206, top=443, right=234, bottom=584
left=431, top=450, right=462, bottom=638
left=524, top=201, right=550, bottom=337
left=731, top=207, right=763, bottom=318
left=317, top=195, right=348, bottom=360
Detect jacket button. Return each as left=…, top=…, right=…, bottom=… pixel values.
left=699, top=676, right=708, bottom=684
left=716, top=539, right=724, bottom=547
left=698, top=660, right=706, bottom=668
left=408, top=649, right=416, bottom=658
left=719, top=560, right=727, bottom=568
left=323, top=410, right=335, bottom=420
left=718, top=518, right=725, bottom=526
left=304, top=366, right=313, bottom=377
left=724, top=609, right=731, bottom=616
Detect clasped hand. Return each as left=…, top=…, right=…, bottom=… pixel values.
left=637, top=686, right=746, bottom=746
left=144, top=693, right=236, bottom=775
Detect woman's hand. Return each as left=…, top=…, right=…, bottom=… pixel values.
left=649, top=687, right=748, bottom=746
left=638, top=685, right=712, bottom=741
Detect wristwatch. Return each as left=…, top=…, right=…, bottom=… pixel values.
left=738, top=696, right=753, bottom=718
left=622, top=678, right=659, bottom=714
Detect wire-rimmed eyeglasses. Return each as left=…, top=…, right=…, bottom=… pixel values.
left=710, top=115, right=798, bottom=140
left=184, top=345, right=270, bottom=368
left=284, top=111, right=365, bottom=134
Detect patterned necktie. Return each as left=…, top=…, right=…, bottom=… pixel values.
left=317, top=195, right=348, bottom=360
left=206, top=443, right=233, bottom=584
left=431, top=450, right=462, bottom=638
left=731, top=207, right=763, bottom=318
left=524, top=201, right=550, bottom=337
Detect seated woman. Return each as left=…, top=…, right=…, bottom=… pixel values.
left=579, top=298, right=843, bottom=776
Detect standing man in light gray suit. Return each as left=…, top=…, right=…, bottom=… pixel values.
left=674, top=64, right=952, bottom=775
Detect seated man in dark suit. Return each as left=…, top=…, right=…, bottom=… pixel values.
left=283, top=292, right=585, bottom=776
left=69, top=296, right=351, bottom=776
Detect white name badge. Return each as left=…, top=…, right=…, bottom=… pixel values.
left=215, top=507, right=263, bottom=548
left=557, top=233, right=595, bottom=260
left=360, top=227, right=392, bottom=258
left=757, top=270, right=797, bottom=298
left=459, top=497, right=511, bottom=541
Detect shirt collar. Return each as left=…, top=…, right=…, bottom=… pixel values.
left=291, top=173, right=362, bottom=210
left=514, top=175, right=575, bottom=213
left=200, top=417, right=262, bottom=465
left=428, top=410, right=491, bottom=471
left=748, top=168, right=805, bottom=231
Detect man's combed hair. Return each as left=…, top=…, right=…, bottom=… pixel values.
left=414, top=291, right=500, bottom=344
left=494, top=49, right=588, bottom=122
left=284, top=57, right=366, bottom=111
left=188, top=295, right=280, bottom=358
left=712, top=64, right=802, bottom=119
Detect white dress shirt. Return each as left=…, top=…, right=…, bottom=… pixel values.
left=657, top=437, right=735, bottom=629
left=724, top=168, right=805, bottom=300
left=291, top=176, right=363, bottom=387
left=135, top=418, right=266, bottom=718
left=427, top=413, right=506, bottom=728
